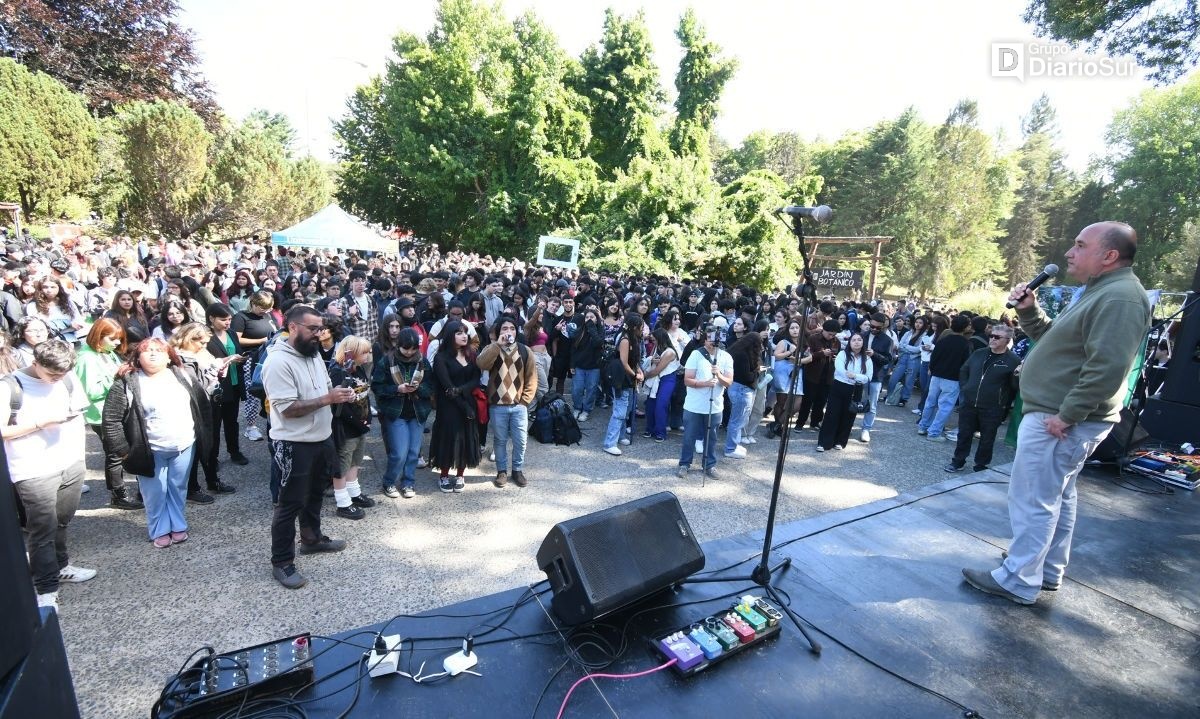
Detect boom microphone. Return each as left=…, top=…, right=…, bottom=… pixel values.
left=776, top=205, right=833, bottom=223
left=1006, top=264, right=1060, bottom=309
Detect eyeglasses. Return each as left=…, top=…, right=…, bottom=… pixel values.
left=988, top=334, right=1009, bottom=340
left=297, top=323, right=325, bottom=333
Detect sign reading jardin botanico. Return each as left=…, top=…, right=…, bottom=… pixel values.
left=813, top=268, right=864, bottom=289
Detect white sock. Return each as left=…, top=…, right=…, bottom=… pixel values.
left=334, top=487, right=351, bottom=508
left=346, top=480, right=361, bottom=498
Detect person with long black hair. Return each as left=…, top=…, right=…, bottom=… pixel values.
left=373, top=327, right=433, bottom=499
left=602, top=313, right=644, bottom=456
left=430, top=320, right=482, bottom=493
left=817, top=333, right=873, bottom=452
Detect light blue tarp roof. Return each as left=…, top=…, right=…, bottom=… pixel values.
left=270, top=204, right=396, bottom=253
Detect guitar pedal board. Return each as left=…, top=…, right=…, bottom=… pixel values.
left=649, top=596, right=783, bottom=677
left=153, top=633, right=316, bottom=719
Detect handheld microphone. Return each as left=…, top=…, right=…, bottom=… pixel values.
left=1006, top=264, right=1060, bottom=309
left=775, top=205, right=833, bottom=223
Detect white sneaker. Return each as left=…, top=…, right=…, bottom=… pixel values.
left=489, top=451, right=495, bottom=462
left=36, top=591, right=58, bottom=610
left=245, top=426, right=264, bottom=441
left=619, top=438, right=631, bottom=446
left=417, top=456, right=428, bottom=468
left=603, top=446, right=622, bottom=456
left=58, top=565, right=97, bottom=583
left=579, top=411, right=589, bottom=422
left=695, top=440, right=703, bottom=453
left=573, top=410, right=581, bottom=420
left=911, top=408, right=922, bottom=415
left=860, top=430, right=871, bottom=443
left=80, top=483, right=91, bottom=494
left=724, top=445, right=748, bottom=459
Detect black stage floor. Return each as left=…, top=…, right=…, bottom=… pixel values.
left=286, top=466, right=1199, bottom=718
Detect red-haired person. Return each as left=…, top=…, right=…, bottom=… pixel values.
left=74, top=319, right=142, bottom=510
left=101, top=339, right=212, bottom=548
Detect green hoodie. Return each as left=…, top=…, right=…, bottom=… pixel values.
left=73, top=344, right=121, bottom=425
left=1017, top=267, right=1150, bottom=425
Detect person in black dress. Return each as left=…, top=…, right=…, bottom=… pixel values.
left=430, top=320, right=482, bottom=493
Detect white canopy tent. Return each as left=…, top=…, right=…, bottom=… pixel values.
left=270, top=204, right=396, bottom=254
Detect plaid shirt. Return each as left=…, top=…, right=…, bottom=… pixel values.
left=334, top=293, right=379, bottom=345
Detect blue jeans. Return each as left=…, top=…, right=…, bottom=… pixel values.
left=572, top=368, right=600, bottom=412
left=491, top=404, right=529, bottom=472
left=887, top=353, right=919, bottom=403
left=645, top=373, right=676, bottom=440
left=604, top=388, right=636, bottom=448
left=724, top=382, right=755, bottom=452
left=860, top=381, right=884, bottom=430
left=380, top=415, right=423, bottom=489
left=918, top=376, right=960, bottom=438
left=680, top=410, right=720, bottom=470
left=917, top=360, right=932, bottom=411
left=138, top=445, right=194, bottom=540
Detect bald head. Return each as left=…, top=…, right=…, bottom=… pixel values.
left=1091, top=221, right=1137, bottom=265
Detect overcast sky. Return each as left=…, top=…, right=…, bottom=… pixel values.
left=180, top=0, right=1155, bottom=172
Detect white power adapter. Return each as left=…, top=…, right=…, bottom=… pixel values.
left=442, top=637, right=478, bottom=676
left=368, top=634, right=402, bottom=678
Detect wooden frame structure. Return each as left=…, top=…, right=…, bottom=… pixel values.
left=807, top=236, right=892, bottom=298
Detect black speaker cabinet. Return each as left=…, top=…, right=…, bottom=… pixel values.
left=537, top=492, right=705, bottom=625
left=0, top=608, right=79, bottom=719
left=0, top=440, right=39, bottom=683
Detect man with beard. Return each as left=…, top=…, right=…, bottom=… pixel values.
left=262, top=305, right=357, bottom=589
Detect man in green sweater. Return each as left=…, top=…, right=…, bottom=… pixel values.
left=963, top=221, right=1150, bottom=605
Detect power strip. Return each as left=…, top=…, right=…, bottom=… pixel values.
left=648, top=596, right=783, bottom=677
left=152, top=634, right=316, bottom=719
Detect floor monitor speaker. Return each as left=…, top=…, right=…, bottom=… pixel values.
left=537, top=492, right=705, bottom=625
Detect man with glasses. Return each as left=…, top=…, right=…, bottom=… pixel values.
left=945, top=325, right=1019, bottom=473
left=1, top=340, right=92, bottom=610
left=262, top=305, right=357, bottom=589
left=857, top=312, right=895, bottom=443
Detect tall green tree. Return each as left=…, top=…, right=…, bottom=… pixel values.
left=669, top=9, right=736, bottom=164
left=0, top=58, right=96, bottom=220
left=335, top=0, right=597, bottom=257
left=919, top=100, right=1014, bottom=296
left=714, top=131, right=814, bottom=187
left=117, top=99, right=216, bottom=236
left=713, top=170, right=803, bottom=288
left=1024, top=0, right=1198, bottom=83
left=1001, top=95, right=1077, bottom=286
left=577, top=9, right=668, bottom=176
left=0, top=0, right=218, bottom=123
left=1101, top=73, right=1200, bottom=289
left=815, top=108, right=935, bottom=289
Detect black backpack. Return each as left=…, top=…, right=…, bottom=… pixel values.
left=529, top=391, right=581, bottom=446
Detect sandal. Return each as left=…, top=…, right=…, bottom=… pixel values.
left=170, top=531, right=189, bottom=544
left=153, top=535, right=172, bottom=549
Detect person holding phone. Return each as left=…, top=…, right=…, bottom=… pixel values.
left=372, top=327, right=433, bottom=498
left=327, top=335, right=376, bottom=516
left=2, top=340, right=93, bottom=609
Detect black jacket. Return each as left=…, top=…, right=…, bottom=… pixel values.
left=958, top=348, right=1020, bottom=410
left=206, top=331, right=243, bottom=403
left=928, top=333, right=971, bottom=381
left=862, top=331, right=895, bottom=382
left=101, top=367, right=212, bottom=477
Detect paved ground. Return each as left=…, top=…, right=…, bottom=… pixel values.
left=55, top=399, right=1013, bottom=718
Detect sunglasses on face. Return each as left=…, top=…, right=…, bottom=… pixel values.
left=989, top=334, right=1008, bottom=340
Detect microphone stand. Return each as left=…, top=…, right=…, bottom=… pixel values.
left=685, top=214, right=822, bottom=654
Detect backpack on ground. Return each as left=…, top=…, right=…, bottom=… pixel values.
left=529, top=391, right=581, bottom=446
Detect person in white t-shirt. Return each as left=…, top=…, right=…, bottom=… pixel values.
left=677, top=324, right=733, bottom=478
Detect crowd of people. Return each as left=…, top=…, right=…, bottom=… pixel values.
left=1, top=223, right=1164, bottom=599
